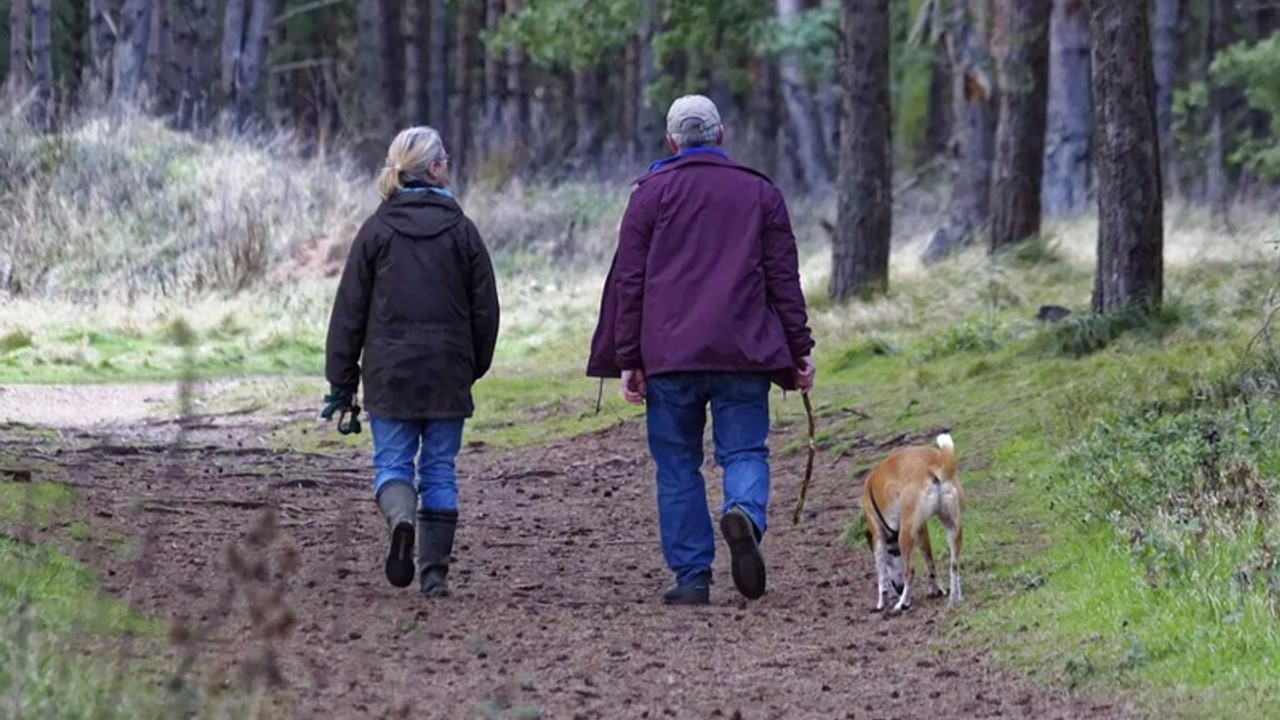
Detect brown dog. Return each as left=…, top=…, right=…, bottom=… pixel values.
left=861, top=433, right=962, bottom=613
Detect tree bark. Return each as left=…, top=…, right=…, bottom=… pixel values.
left=1205, top=0, right=1233, bottom=223
left=449, top=0, right=476, bottom=183
left=111, top=0, right=152, bottom=108
left=428, top=0, right=449, bottom=134
left=623, top=34, right=640, bottom=163
left=924, top=0, right=998, bottom=264
left=636, top=0, right=661, bottom=159
left=924, top=38, right=953, bottom=161
left=481, top=0, right=504, bottom=149
left=404, top=0, right=426, bottom=123
left=776, top=0, right=830, bottom=194
left=221, top=0, right=247, bottom=107
left=87, top=0, right=114, bottom=104
left=1151, top=0, right=1180, bottom=197
left=1042, top=0, right=1091, bottom=216
left=504, top=0, right=528, bottom=146
left=31, top=0, right=53, bottom=128
left=747, top=58, right=781, bottom=181
left=990, top=0, right=1051, bottom=252
left=573, top=65, right=602, bottom=158
left=9, top=0, right=31, bottom=101
left=1088, top=0, right=1163, bottom=314
left=67, top=0, right=90, bottom=107
left=381, top=0, right=405, bottom=125
left=356, top=0, right=389, bottom=142
left=832, top=0, right=892, bottom=301
left=234, top=0, right=277, bottom=127
left=172, top=0, right=213, bottom=128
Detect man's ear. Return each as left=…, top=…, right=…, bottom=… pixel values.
left=666, top=134, right=679, bottom=154
left=716, top=126, right=724, bottom=145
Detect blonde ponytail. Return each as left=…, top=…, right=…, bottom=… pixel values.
left=376, top=126, right=447, bottom=200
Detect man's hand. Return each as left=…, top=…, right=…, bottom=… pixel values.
left=621, top=369, right=647, bottom=405
left=795, top=356, right=816, bottom=394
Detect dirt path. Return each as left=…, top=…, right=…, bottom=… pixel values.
left=0, top=394, right=1141, bottom=720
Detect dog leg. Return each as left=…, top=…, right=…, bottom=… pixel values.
left=891, top=529, right=915, bottom=613
left=919, top=523, right=945, bottom=598
left=942, top=516, right=963, bottom=604
left=872, top=533, right=890, bottom=612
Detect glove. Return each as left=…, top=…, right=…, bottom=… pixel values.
left=320, top=386, right=362, bottom=435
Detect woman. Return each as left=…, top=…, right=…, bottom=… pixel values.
left=323, top=126, right=500, bottom=597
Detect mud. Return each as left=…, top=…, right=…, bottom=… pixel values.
left=0, top=405, right=1140, bottom=720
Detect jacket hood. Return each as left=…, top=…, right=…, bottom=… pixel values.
left=377, top=189, right=464, bottom=238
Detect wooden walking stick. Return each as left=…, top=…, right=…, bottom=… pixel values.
left=792, top=392, right=817, bottom=525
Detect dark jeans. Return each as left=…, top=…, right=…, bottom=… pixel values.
left=644, top=372, right=771, bottom=585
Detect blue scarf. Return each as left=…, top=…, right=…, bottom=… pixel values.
left=647, top=146, right=729, bottom=173
left=398, top=185, right=454, bottom=199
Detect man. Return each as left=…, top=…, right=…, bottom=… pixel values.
left=587, top=95, right=816, bottom=605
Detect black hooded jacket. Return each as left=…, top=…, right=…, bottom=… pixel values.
left=325, top=188, right=500, bottom=419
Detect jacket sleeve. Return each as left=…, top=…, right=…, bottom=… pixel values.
left=465, top=219, right=501, bottom=380
left=762, top=187, right=816, bottom=362
left=613, top=185, right=657, bottom=371
left=325, top=222, right=378, bottom=393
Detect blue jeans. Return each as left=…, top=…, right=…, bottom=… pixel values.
left=370, top=415, right=465, bottom=511
left=644, top=372, right=772, bottom=585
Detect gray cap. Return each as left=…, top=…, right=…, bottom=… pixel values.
left=666, top=94, right=722, bottom=135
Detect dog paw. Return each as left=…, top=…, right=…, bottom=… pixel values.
left=886, top=604, right=911, bottom=617
left=927, top=587, right=947, bottom=599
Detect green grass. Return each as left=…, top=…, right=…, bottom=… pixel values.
left=0, top=449, right=267, bottom=718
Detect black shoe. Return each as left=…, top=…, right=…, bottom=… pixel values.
left=376, top=483, right=417, bottom=588
left=720, top=507, right=766, bottom=600
left=418, top=508, right=458, bottom=598
left=662, top=572, right=711, bottom=606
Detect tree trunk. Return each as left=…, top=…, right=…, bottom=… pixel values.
left=636, top=0, right=661, bottom=159
left=150, top=0, right=180, bottom=116
left=428, top=0, right=449, bottom=134
left=235, top=0, right=276, bottom=127
left=87, top=0, right=114, bottom=104
left=504, top=0, right=528, bottom=146
left=449, top=0, right=476, bottom=184
left=777, top=0, right=830, bottom=194
left=1151, top=0, right=1180, bottom=197
left=1042, top=0, right=1092, bottom=216
left=221, top=0, right=247, bottom=107
left=573, top=65, right=602, bottom=158
left=923, top=0, right=998, bottom=264
left=381, top=0, right=405, bottom=125
left=404, top=0, right=426, bottom=123
left=1206, top=0, right=1233, bottom=223
left=9, top=0, right=31, bottom=101
left=623, top=35, right=640, bottom=163
left=1088, top=0, right=1163, bottom=314
left=172, top=0, right=213, bottom=128
left=924, top=39, right=953, bottom=161
left=832, top=0, right=892, bottom=301
left=481, top=0, right=503, bottom=150
left=67, top=0, right=90, bottom=107
left=111, top=0, right=152, bottom=108
left=990, top=0, right=1051, bottom=252
left=747, top=58, right=781, bottom=181
left=356, top=0, right=389, bottom=144
left=31, top=0, right=53, bottom=128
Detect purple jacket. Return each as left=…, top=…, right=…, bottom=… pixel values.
left=586, top=152, right=815, bottom=390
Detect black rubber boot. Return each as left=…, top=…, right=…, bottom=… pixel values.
left=417, top=508, right=458, bottom=598
left=377, top=482, right=418, bottom=588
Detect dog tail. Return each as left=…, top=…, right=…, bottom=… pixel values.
left=936, top=433, right=957, bottom=480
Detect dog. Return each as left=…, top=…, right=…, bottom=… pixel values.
left=860, top=433, right=962, bottom=614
